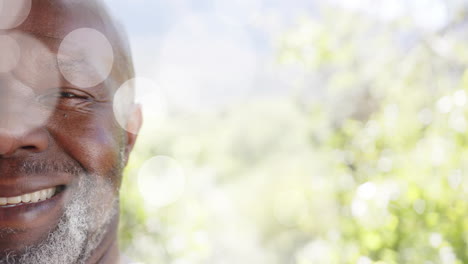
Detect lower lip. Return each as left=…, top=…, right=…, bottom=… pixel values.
left=0, top=187, right=67, bottom=224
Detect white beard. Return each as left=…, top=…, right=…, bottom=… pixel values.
left=0, top=174, right=118, bottom=264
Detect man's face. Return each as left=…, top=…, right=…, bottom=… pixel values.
left=0, top=1, right=138, bottom=263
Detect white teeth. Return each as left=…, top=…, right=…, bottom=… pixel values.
left=31, top=191, right=40, bottom=203
left=7, top=196, right=21, bottom=204
left=0, top=187, right=57, bottom=206
left=39, top=190, right=47, bottom=201
left=21, top=193, right=31, bottom=203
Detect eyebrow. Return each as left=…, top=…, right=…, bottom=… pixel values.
left=56, top=40, right=104, bottom=73
left=21, top=50, right=87, bottom=74
left=17, top=22, right=69, bottom=41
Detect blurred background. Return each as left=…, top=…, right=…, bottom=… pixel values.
left=103, top=0, right=468, bottom=263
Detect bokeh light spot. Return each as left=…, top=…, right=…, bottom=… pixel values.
left=113, top=77, right=167, bottom=135
left=356, top=182, right=377, bottom=200
left=418, top=108, right=433, bottom=125
left=453, top=90, right=466, bottom=106
left=0, top=79, right=55, bottom=135
left=448, top=170, right=462, bottom=189
left=58, top=28, right=114, bottom=88
left=0, top=0, right=31, bottom=29
left=437, top=96, right=452, bottom=113
left=0, top=32, right=59, bottom=135
left=413, top=199, right=426, bottom=214
left=138, top=156, right=186, bottom=208
left=357, top=256, right=373, bottom=264
left=430, top=233, right=443, bottom=248
left=0, top=35, right=20, bottom=72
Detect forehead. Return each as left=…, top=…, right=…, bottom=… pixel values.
left=17, top=0, right=110, bottom=41
left=5, top=0, right=120, bottom=91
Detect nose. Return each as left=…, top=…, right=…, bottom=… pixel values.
left=0, top=79, right=50, bottom=157
left=0, top=127, right=49, bottom=157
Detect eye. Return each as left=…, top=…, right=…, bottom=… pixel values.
left=36, top=88, right=95, bottom=110
left=59, top=91, right=88, bottom=99
left=56, top=89, right=94, bottom=102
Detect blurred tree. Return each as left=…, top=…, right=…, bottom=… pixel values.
left=119, top=1, right=468, bottom=264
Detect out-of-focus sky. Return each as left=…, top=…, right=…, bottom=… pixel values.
left=102, top=0, right=319, bottom=113
left=102, top=0, right=449, bottom=113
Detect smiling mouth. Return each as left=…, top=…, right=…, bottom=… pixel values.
left=0, top=185, right=66, bottom=207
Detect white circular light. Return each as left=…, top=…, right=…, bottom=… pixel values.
left=113, top=77, right=167, bottom=134
left=0, top=35, right=20, bottom=72
left=11, top=32, right=60, bottom=89
left=58, top=28, right=114, bottom=88
left=0, top=32, right=59, bottom=135
left=0, top=79, right=55, bottom=135
left=138, top=156, right=186, bottom=208
left=0, top=0, right=31, bottom=29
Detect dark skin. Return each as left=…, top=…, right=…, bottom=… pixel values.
left=0, top=1, right=141, bottom=263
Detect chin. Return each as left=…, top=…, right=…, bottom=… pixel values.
left=0, top=175, right=118, bottom=264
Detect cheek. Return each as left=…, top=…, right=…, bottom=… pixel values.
left=47, top=108, right=123, bottom=181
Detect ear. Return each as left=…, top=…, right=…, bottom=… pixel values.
left=123, top=104, right=142, bottom=165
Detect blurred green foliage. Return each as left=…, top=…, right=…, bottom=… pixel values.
left=119, top=4, right=468, bottom=264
